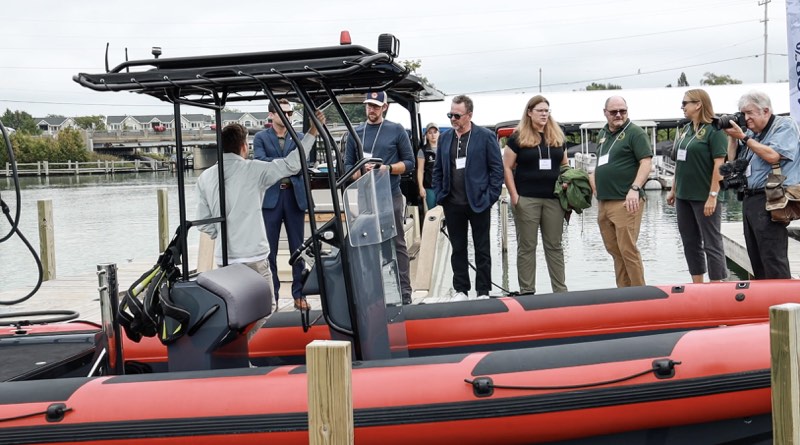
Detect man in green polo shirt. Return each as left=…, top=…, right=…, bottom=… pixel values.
left=589, top=96, right=653, bottom=287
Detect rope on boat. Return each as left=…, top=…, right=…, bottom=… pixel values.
left=466, top=359, right=682, bottom=394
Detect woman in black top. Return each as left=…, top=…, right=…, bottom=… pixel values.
left=503, top=95, right=569, bottom=294
left=417, top=122, right=439, bottom=211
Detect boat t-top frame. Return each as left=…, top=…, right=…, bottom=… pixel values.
left=74, top=33, right=443, bottom=359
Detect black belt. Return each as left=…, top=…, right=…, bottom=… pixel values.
left=743, top=188, right=765, bottom=197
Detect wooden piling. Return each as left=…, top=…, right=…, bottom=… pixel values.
left=306, top=340, right=354, bottom=445
left=37, top=199, right=56, bottom=280
left=157, top=188, right=169, bottom=253
left=770, top=303, right=800, bottom=444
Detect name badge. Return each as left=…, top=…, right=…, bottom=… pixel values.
left=539, top=159, right=552, bottom=170
left=363, top=151, right=373, bottom=159
left=455, top=157, right=467, bottom=170
left=597, top=154, right=609, bottom=167
left=676, top=149, right=687, bottom=161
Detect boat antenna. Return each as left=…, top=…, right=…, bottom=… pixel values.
left=104, top=43, right=110, bottom=73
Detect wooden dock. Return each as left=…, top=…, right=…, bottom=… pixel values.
left=721, top=221, right=800, bottom=278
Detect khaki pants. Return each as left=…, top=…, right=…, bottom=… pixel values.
left=513, top=196, right=567, bottom=294
left=597, top=199, right=645, bottom=287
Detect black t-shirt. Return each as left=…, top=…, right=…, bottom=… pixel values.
left=507, top=133, right=564, bottom=199
left=446, top=131, right=470, bottom=206
left=417, top=145, right=436, bottom=189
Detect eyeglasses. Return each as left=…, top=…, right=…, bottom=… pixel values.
left=681, top=100, right=699, bottom=107
left=271, top=111, right=294, bottom=116
left=447, top=112, right=469, bottom=120
left=530, top=108, right=550, bottom=114
left=606, top=109, right=627, bottom=116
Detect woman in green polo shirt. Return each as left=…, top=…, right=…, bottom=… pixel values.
left=666, top=89, right=728, bottom=282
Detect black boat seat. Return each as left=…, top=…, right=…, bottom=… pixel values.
left=166, top=264, right=271, bottom=372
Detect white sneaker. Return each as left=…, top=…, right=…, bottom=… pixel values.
left=477, top=294, right=490, bottom=300
left=452, top=291, right=468, bottom=301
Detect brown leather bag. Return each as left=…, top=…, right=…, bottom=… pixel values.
left=765, top=164, right=800, bottom=223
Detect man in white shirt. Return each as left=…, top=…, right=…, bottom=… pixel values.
left=195, top=118, right=321, bottom=311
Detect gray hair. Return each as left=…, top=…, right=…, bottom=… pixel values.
left=738, top=91, right=772, bottom=113
left=452, top=95, right=474, bottom=113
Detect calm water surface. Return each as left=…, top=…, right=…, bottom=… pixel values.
left=1, top=172, right=200, bottom=292
left=1, top=173, right=747, bottom=294
left=478, top=189, right=747, bottom=294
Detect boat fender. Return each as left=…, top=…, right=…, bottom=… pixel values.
left=652, top=359, right=681, bottom=380
left=45, top=403, right=69, bottom=423
left=470, top=377, right=494, bottom=398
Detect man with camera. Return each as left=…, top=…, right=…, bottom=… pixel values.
left=723, top=90, right=800, bottom=279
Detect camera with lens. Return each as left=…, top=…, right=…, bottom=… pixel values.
left=712, top=112, right=747, bottom=130
left=718, top=158, right=749, bottom=192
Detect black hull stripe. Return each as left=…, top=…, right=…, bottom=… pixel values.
left=0, top=370, right=770, bottom=445
left=263, top=286, right=671, bottom=327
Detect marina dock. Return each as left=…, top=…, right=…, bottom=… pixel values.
left=721, top=221, right=800, bottom=279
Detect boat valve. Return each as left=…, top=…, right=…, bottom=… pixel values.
left=652, top=359, right=681, bottom=379
left=470, top=377, right=494, bottom=397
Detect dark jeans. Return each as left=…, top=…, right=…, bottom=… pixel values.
left=442, top=203, right=492, bottom=294
left=742, top=192, right=791, bottom=279
left=263, top=189, right=306, bottom=301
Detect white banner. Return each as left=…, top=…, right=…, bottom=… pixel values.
left=789, top=0, right=800, bottom=125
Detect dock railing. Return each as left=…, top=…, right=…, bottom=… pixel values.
left=5, top=159, right=169, bottom=177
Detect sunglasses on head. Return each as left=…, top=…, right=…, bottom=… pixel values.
left=447, top=112, right=468, bottom=120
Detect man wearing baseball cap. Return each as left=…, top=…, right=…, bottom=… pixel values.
left=344, top=90, right=416, bottom=305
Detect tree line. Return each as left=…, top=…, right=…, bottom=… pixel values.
left=0, top=109, right=111, bottom=165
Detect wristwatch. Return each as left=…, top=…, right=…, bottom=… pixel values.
left=741, top=136, right=750, bottom=145
left=387, top=164, right=393, bottom=174
left=709, top=191, right=719, bottom=197
left=630, top=184, right=641, bottom=191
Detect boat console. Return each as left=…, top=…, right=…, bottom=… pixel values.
left=166, top=264, right=271, bottom=371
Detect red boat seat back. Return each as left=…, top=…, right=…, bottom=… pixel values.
left=196, top=264, right=272, bottom=330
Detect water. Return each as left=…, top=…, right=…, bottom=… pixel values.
left=487, top=189, right=748, bottom=294
left=1, top=173, right=747, bottom=294
left=1, top=172, right=200, bottom=292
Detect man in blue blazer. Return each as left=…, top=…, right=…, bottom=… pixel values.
left=253, top=99, right=313, bottom=311
left=432, top=95, right=504, bottom=300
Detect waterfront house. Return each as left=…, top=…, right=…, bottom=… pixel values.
left=35, top=116, right=77, bottom=134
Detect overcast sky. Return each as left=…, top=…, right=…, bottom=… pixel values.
left=0, top=0, right=792, bottom=119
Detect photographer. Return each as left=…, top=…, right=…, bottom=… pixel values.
left=724, top=91, right=800, bottom=279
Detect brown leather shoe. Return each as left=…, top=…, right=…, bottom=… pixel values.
left=293, top=299, right=310, bottom=311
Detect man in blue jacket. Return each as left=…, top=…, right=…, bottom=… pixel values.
left=253, top=99, right=312, bottom=311
left=432, top=95, right=504, bottom=300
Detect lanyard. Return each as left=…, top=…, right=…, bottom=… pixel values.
left=536, top=142, right=550, bottom=160
left=361, top=120, right=384, bottom=155
left=676, top=123, right=704, bottom=152
left=598, top=120, right=632, bottom=157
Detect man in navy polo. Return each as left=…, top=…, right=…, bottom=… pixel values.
left=343, top=91, right=416, bottom=305
left=253, top=99, right=311, bottom=311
